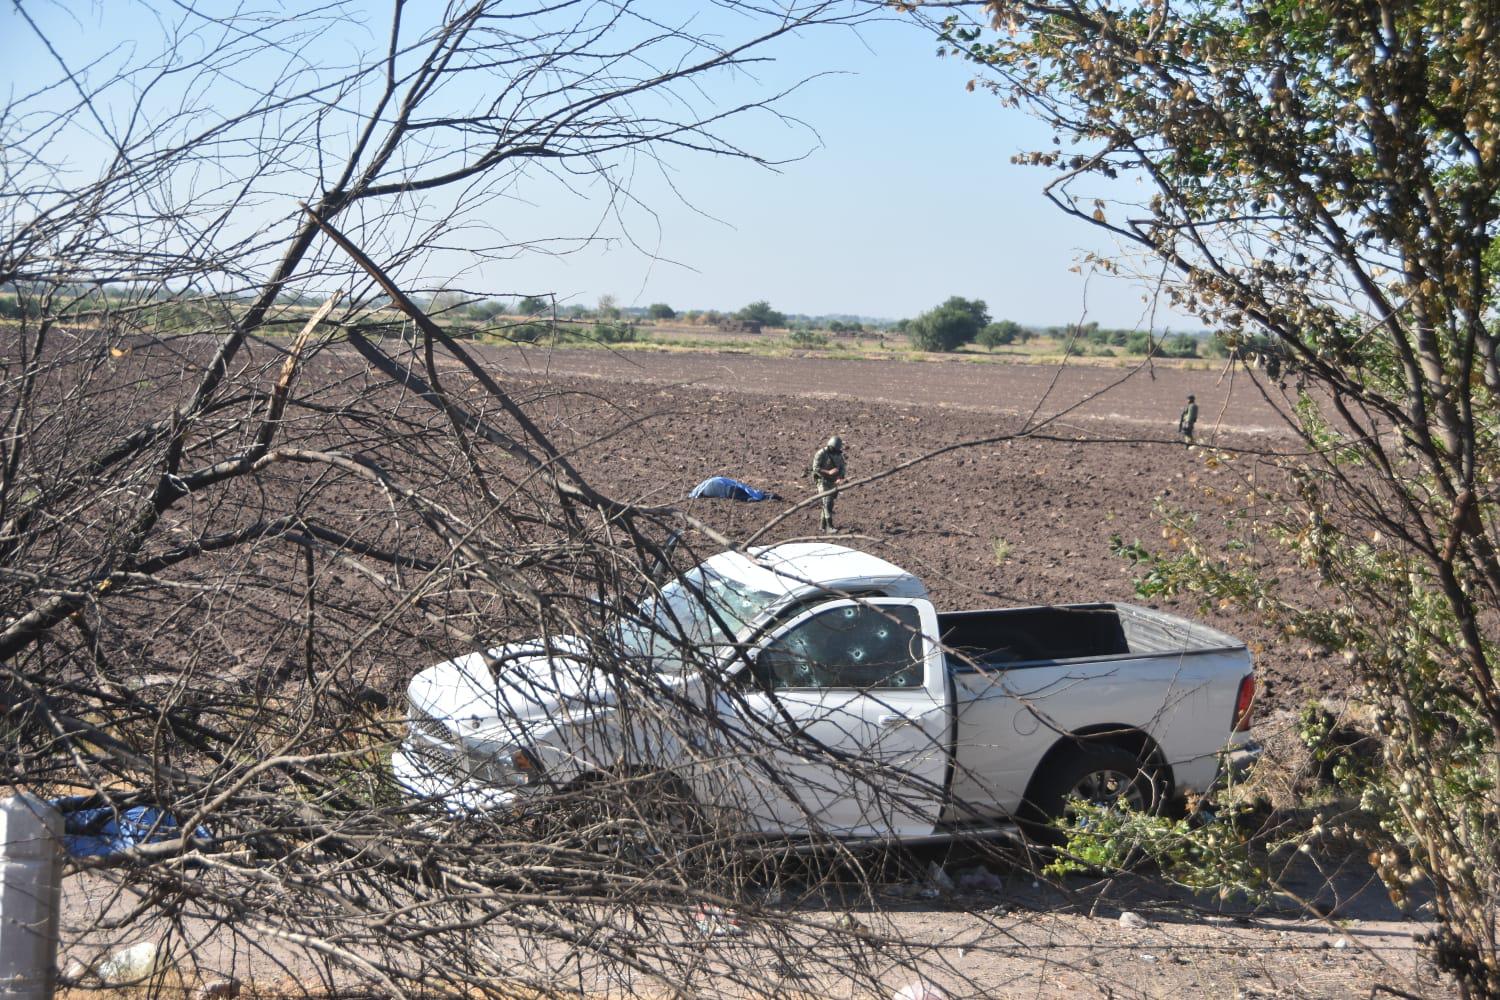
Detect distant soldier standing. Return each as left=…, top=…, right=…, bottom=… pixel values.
left=1264, top=350, right=1283, bottom=383
left=809, top=435, right=846, bottom=533
left=1178, top=394, right=1199, bottom=446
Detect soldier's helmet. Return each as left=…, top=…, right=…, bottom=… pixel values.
left=827, top=435, right=843, bottom=451
left=1187, top=394, right=1195, bottom=402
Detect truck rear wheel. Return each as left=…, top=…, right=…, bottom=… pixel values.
left=1028, top=744, right=1165, bottom=832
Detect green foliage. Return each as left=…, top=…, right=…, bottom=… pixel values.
left=146, top=299, right=221, bottom=331
left=1203, top=333, right=1236, bottom=358
left=0, top=294, right=39, bottom=320
left=977, top=319, right=1023, bottom=348
left=1045, top=802, right=1273, bottom=903
left=506, top=322, right=547, bottom=344
left=788, top=327, right=829, bottom=348
left=646, top=303, right=676, bottom=320
left=1080, top=325, right=1129, bottom=347
left=907, top=296, right=990, bottom=352
left=588, top=320, right=637, bottom=344
left=1160, top=333, right=1200, bottom=358
left=737, top=300, right=786, bottom=328
left=517, top=295, right=548, bottom=317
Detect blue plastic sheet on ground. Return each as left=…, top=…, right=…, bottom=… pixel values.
left=688, top=476, right=776, bottom=502
left=52, top=797, right=210, bottom=858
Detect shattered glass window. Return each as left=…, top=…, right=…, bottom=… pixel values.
left=757, top=604, right=924, bottom=690
left=622, top=569, right=781, bottom=676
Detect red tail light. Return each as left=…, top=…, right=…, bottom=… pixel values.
left=1232, top=674, right=1256, bottom=732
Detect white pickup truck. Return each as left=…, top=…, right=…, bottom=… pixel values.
left=393, top=543, right=1256, bottom=840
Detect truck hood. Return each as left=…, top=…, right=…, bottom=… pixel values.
left=407, top=636, right=616, bottom=739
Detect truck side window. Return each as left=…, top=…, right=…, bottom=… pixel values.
left=756, top=604, right=924, bottom=690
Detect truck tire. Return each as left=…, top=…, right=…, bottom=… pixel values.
left=567, top=770, right=705, bottom=859
left=626, top=772, right=705, bottom=839
left=1028, top=743, right=1164, bottom=828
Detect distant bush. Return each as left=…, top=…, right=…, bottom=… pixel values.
left=1203, top=333, right=1235, bottom=358
left=977, top=319, right=1022, bottom=348
left=507, top=322, right=548, bottom=343
left=788, top=328, right=829, bottom=348
left=0, top=295, right=38, bottom=320
left=1160, top=333, right=1201, bottom=358
left=908, top=296, right=990, bottom=352
left=1053, top=321, right=1130, bottom=348
left=737, top=300, right=786, bottom=328
left=147, top=300, right=219, bottom=330
left=590, top=321, right=637, bottom=343
left=1118, top=331, right=1199, bottom=357
left=646, top=303, right=676, bottom=320
left=1081, top=343, right=1117, bottom=357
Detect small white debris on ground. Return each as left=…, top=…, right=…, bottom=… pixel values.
left=925, top=863, right=955, bottom=893
left=94, top=941, right=163, bottom=986
left=892, top=979, right=949, bottom=1000
left=197, top=976, right=242, bottom=999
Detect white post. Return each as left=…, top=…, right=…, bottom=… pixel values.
left=0, top=794, right=63, bottom=1000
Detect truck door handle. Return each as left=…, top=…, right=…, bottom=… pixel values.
left=878, top=714, right=912, bottom=730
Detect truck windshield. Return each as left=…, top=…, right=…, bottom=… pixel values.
left=622, top=569, right=781, bottom=676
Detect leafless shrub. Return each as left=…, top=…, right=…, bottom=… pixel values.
left=0, top=3, right=990, bottom=996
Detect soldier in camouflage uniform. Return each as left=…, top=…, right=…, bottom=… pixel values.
left=1178, top=394, right=1199, bottom=446
left=809, top=435, right=846, bottom=533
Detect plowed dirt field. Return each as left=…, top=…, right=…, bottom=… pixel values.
left=473, top=344, right=1335, bottom=713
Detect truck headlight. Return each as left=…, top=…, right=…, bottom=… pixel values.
left=467, top=745, right=543, bottom=787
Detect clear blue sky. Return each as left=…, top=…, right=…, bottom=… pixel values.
left=591, top=16, right=1184, bottom=329
left=2, top=3, right=1188, bottom=330
left=439, top=12, right=1184, bottom=328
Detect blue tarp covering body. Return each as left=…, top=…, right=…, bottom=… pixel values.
left=689, top=476, right=774, bottom=502
left=53, top=797, right=210, bottom=858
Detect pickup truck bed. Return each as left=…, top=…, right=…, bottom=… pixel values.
left=938, top=602, right=1251, bottom=823
left=939, top=602, right=1245, bottom=669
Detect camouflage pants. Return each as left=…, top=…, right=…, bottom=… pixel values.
left=818, top=484, right=837, bottom=529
